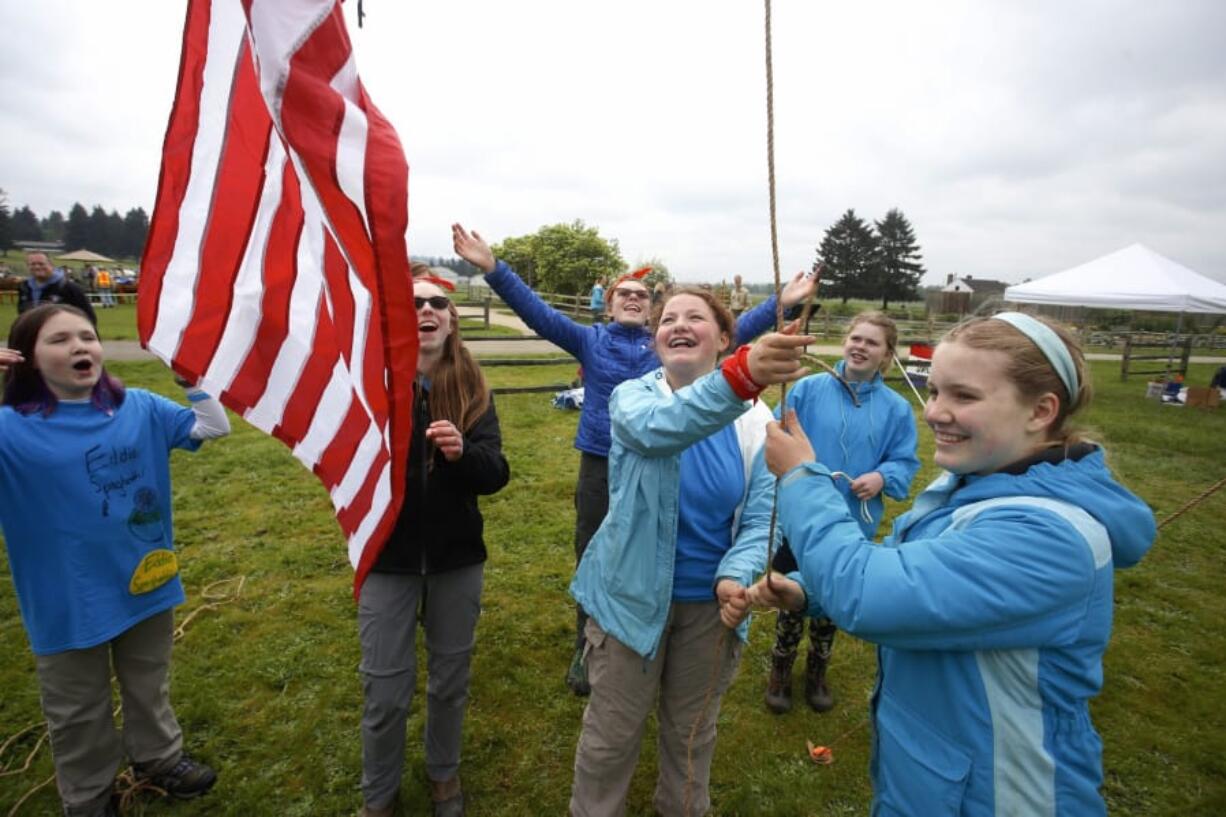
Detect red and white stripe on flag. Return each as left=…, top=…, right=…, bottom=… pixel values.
left=138, top=0, right=417, bottom=595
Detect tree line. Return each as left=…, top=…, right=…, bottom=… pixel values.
left=477, top=210, right=925, bottom=307
left=0, top=190, right=150, bottom=261
left=0, top=186, right=926, bottom=307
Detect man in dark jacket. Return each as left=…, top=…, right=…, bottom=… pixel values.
left=17, top=253, right=97, bottom=324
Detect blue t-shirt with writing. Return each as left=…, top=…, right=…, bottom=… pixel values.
left=673, top=423, right=745, bottom=601
left=0, top=389, right=200, bottom=655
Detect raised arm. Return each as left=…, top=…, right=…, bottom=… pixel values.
left=733, top=270, right=817, bottom=344
left=452, top=223, right=590, bottom=356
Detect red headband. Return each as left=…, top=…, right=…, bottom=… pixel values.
left=417, top=275, right=455, bottom=292
left=610, top=266, right=652, bottom=291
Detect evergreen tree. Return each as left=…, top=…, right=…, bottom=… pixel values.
left=815, top=209, right=880, bottom=303
left=11, top=206, right=43, bottom=242
left=105, top=210, right=125, bottom=257
left=88, top=206, right=110, bottom=254
left=121, top=208, right=150, bottom=259
left=41, top=210, right=66, bottom=243
left=65, top=203, right=91, bottom=250
left=0, top=189, right=11, bottom=252
left=874, top=208, right=924, bottom=308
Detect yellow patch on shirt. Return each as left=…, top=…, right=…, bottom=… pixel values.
left=129, top=549, right=179, bottom=595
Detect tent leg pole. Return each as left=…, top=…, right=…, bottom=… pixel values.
left=1165, top=311, right=1185, bottom=383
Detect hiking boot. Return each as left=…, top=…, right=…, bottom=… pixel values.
left=430, top=776, right=464, bottom=817
left=804, top=648, right=834, bottom=713
left=359, top=802, right=396, bottom=817
left=566, top=645, right=591, bottom=697
left=134, top=752, right=217, bottom=799
left=765, top=652, right=795, bottom=714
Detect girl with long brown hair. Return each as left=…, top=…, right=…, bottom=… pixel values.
left=356, top=278, right=509, bottom=817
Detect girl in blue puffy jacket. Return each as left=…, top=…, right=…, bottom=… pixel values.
left=750, top=313, right=1155, bottom=817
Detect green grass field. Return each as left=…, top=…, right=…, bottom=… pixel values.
left=1, top=358, right=1225, bottom=814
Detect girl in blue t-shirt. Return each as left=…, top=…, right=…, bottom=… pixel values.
left=0, top=304, right=230, bottom=817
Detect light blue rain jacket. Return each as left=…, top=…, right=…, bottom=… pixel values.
left=779, top=448, right=1154, bottom=816
left=780, top=362, right=920, bottom=537
left=570, top=367, right=775, bottom=659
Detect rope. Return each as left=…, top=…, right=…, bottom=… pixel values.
left=1157, top=475, right=1226, bottom=530
left=762, top=0, right=785, bottom=598
left=1, top=576, right=245, bottom=815
left=891, top=352, right=928, bottom=405
left=828, top=471, right=873, bottom=526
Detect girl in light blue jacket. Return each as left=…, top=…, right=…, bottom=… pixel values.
left=751, top=313, right=1155, bottom=817
left=568, top=288, right=812, bottom=817
left=766, top=311, right=920, bottom=715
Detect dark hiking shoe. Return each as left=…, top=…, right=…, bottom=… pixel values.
left=430, top=776, right=464, bottom=817
left=805, top=648, right=835, bottom=713
left=765, top=651, right=796, bottom=714
left=135, top=753, right=217, bottom=799
left=566, top=646, right=591, bottom=696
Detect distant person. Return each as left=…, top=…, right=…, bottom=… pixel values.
left=452, top=222, right=817, bottom=697
left=95, top=268, right=116, bottom=308
left=16, top=252, right=96, bottom=323
left=589, top=277, right=606, bottom=324
left=0, top=304, right=230, bottom=817
left=729, top=274, right=751, bottom=318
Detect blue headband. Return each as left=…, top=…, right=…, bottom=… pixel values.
left=991, top=312, right=1079, bottom=400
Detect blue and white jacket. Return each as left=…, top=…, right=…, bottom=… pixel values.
left=780, top=363, right=920, bottom=538
left=570, top=367, right=775, bottom=659
left=484, top=260, right=782, bottom=457
left=778, top=446, right=1154, bottom=816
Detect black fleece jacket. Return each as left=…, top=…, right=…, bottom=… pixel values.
left=372, top=383, right=510, bottom=575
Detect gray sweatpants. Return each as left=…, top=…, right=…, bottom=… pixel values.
left=34, top=609, right=183, bottom=816
left=357, top=565, right=484, bottom=809
left=570, top=602, right=743, bottom=817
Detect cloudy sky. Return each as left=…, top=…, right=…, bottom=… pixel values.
left=2, top=1, right=1223, bottom=286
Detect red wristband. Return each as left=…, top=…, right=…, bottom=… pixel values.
left=721, top=344, right=764, bottom=400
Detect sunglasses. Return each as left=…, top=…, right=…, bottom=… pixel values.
left=613, top=287, right=650, bottom=301
left=415, top=295, right=451, bottom=311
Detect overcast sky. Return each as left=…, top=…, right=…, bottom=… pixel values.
left=2, top=1, right=1223, bottom=286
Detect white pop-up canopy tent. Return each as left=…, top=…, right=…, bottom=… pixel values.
left=1005, top=244, right=1226, bottom=382
left=1004, top=243, right=1226, bottom=314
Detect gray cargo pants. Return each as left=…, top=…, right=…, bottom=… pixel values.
left=357, top=565, right=483, bottom=809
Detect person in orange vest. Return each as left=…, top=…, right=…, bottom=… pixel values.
left=96, top=268, right=116, bottom=309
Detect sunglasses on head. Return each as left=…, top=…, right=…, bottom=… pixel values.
left=415, top=295, right=451, bottom=311
left=613, top=287, right=650, bottom=301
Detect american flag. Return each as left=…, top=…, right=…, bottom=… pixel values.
left=138, top=0, right=417, bottom=594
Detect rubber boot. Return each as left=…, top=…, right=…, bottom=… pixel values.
left=765, top=652, right=795, bottom=714
left=805, top=646, right=834, bottom=713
